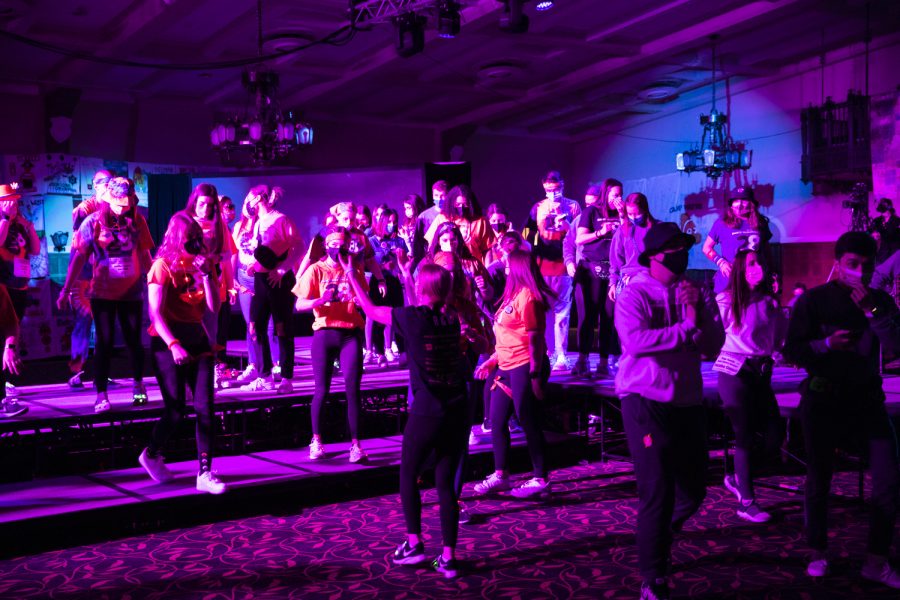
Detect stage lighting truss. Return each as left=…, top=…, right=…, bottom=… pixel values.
left=350, top=0, right=444, bottom=27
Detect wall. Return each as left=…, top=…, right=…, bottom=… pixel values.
left=570, top=36, right=900, bottom=246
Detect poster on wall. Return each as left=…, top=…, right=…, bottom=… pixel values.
left=871, top=90, right=900, bottom=204
left=3, top=155, right=43, bottom=193
left=43, top=154, right=80, bottom=195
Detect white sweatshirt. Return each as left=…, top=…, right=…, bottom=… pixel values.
left=716, top=291, right=787, bottom=357
left=614, top=271, right=725, bottom=405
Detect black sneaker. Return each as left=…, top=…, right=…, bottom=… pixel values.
left=640, top=578, right=670, bottom=600
left=133, top=383, right=148, bottom=406
left=458, top=501, right=472, bottom=524
left=432, top=555, right=459, bottom=579
left=392, top=540, right=426, bottom=565
left=0, top=398, right=27, bottom=418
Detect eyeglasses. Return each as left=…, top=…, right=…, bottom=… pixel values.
left=94, top=177, right=110, bottom=186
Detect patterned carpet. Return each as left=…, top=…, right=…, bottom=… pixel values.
left=1, top=462, right=898, bottom=600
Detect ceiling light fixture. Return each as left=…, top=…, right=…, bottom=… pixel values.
left=393, top=11, right=427, bottom=56
left=209, top=0, right=312, bottom=165
left=437, top=1, right=461, bottom=39
left=499, top=0, right=529, bottom=34
left=675, top=35, right=751, bottom=178
left=535, top=1, right=555, bottom=11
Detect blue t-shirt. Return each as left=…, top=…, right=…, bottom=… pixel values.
left=709, top=217, right=771, bottom=293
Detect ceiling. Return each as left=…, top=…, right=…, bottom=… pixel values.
left=0, top=0, right=897, bottom=141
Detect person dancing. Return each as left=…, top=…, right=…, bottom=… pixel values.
left=715, top=249, right=787, bottom=523
left=615, top=222, right=724, bottom=600
left=0, top=281, right=24, bottom=418
left=58, top=177, right=153, bottom=412
left=137, top=211, right=225, bottom=494
left=473, top=250, right=554, bottom=499
left=783, top=231, right=900, bottom=588
left=293, top=227, right=368, bottom=463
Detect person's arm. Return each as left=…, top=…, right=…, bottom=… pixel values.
left=57, top=247, right=90, bottom=309
left=703, top=227, right=731, bottom=277
left=148, top=281, right=192, bottom=365
left=870, top=250, right=900, bottom=293
left=694, top=286, right=726, bottom=358
left=293, top=267, right=332, bottom=312
left=852, top=288, right=900, bottom=356
left=614, top=286, right=703, bottom=357
left=0, top=212, right=12, bottom=246
left=340, top=254, right=392, bottom=326
left=782, top=292, right=827, bottom=368
left=23, top=219, right=40, bottom=256
left=0, top=287, right=20, bottom=375
left=608, top=228, right=623, bottom=288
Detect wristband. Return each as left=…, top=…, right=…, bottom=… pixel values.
left=168, top=339, right=181, bottom=350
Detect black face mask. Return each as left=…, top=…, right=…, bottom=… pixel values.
left=454, top=205, right=470, bottom=219
left=491, top=222, right=509, bottom=234
left=660, top=250, right=689, bottom=275
left=184, top=237, right=203, bottom=256
left=326, top=247, right=342, bottom=263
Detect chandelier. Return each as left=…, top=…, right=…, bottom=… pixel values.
left=209, top=0, right=312, bottom=165
left=676, top=36, right=751, bottom=178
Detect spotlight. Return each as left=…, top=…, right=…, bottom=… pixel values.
left=535, top=0, right=555, bottom=10
left=499, top=0, right=528, bottom=34
left=393, top=11, right=426, bottom=57
left=437, top=1, right=461, bottom=39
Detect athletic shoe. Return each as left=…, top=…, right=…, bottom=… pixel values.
left=723, top=474, right=746, bottom=503
left=271, top=363, right=282, bottom=382
left=68, top=371, right=85, bottom=389
left=861, top=561, right=900, bottom=589
left=807, top=557, right=829, bottom=577
left=508, top=418, right=523, bottom=435
left=132, top=382, right=148, bottom=406
left=458, top=501, right=472, bottom=524
left=377, top=354, right=387, bottom=367
left=481, top=420, right=492, bottom=434
left=736, top=501, right=771, bottom=523
left=363, top=350, right=376, bottom=364
left=349, top=443, right=367, bottom=464
left=640, top=578, right=670, bottom=600
left=105, top=378, right=124, bottom=388
left=570, top=355, right=589, bottom=377
left=94, top=397, right=111, bottom=413
left=392, top=540, right=426, bottom=565
left=5, top=381, right=18, bottom=398
left=468, top=431, right=478, bottom=446
left=391, top=341, right=399, bottom=355
left=473, top=472, right=511, bottom=495
left=594, top=360, right=609, bottom=378
left=432, top=555, right=460, bottom=579
left=551, top=355, right=569, bottom=371
left=196, top=471, right=227, bottom=495
left=0, top=398, right=27, bottom=418
left=275, top=378, right=293, bottom=395
left=384, top=348, right=396, bottom=362
left=138, top=447, right=173, bottom=483
left=232, top=364, right=259, bottom=386
left=607, top=355, right=620, bottom=377
left=240, top=377, right=273, bottom=392
left=309, top=438, right=325, bottom=460
left=510, top=477, right=550, bottom=499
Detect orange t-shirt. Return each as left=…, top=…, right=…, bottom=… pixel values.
left=76, top=211, right=154, bottom=300
left=147, top=257, right=213, bottom=334
left=293, top=261, right=368, bottom=331
left=493, top=288, right=546, bottom=370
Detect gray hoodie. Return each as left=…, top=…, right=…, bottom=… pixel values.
left=615, top=270, right=725, bottom=405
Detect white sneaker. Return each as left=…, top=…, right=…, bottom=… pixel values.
left=363, top=350, right=376, bottom=364
left=384, top=348, right=396, bottom=362
left=807, top=557, right=829, bottom=577
left=391, top=341, right=399, bottom=355
left=309, top=438, right=325, bottom=460
left=510, top=477, right=551, bottom=498
left=861, top=561, right=900, bottom=589
left=349, top=443, right=367, bottom=463
left=94, top=396, right=111, bottom=413
left=5, top=381, right=18, bottom=398
left=240, top=376, right=273, bottom=392
left=552, top=355, right=569, bottom=371
left=138, top=448, right=173, bottom=483
left=377, top=354, right=387, bottom=367
left=232, top=364, right=259, bottom=386
left=473, top=471, right=512, bottom=495
left=196, top=471, right=227, bottom=495
left=271, top=363, right=282, bottom=382
left=468, top=431, right=478, bottom=446
left=276, top=378, right=293, bottom=395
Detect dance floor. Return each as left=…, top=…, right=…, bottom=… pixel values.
left=0, top=463, right=895, bottom=599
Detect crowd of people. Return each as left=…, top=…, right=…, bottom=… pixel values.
left=0, top=170, right=898, bottom=598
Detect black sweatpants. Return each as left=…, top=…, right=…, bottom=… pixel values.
left=90, top=298, right=144, bottom=393
left=148, top=326, right=215, bottom=472
left=799, top=378, right=899, bottom=555
left=574, top=263, right=619, bottom=357
left=311, top=328, right=363, bottom=439
left=250, top=271, right=295, bottom=379
left=717, top=361, right=781, bottom=501
left=400, top=403, right=470, bottom=547
left=490, top=363, right=547, bottom=479
left=622, top=394, right=708, bottom=582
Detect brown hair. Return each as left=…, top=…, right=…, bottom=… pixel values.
left=156, top=211, right=203, bottom=266
left=185, top=182, right=224, bottom=255
left=502, top=249, right=555, bottom=310
left=417, top=263, right=452, bottom=305
left=727, top=249, right=773, bottom=328
left=597, top=178, right=623, bottom=219
left=724, top=200, right=767, bottom=230
left=620, top=192, right=657, bottom=236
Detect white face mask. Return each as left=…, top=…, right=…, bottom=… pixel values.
left=546, top=189, right=562, bottom=201
left=440, top=240, right=454, bottom=253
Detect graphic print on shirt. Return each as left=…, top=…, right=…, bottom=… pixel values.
left=2, top=221, right=31, bottom=280
left=102, top=218, right=137, bottom=279
left=421, top=311, right=464, bottom=388
left=172, top=263, right=206, bottom=307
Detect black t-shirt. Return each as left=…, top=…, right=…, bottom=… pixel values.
left=580, top=204, right=615, bottom=264
left=392, top=305, right=468, bottom=417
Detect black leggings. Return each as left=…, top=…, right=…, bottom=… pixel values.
left=718, top=363, right=782, bottom=500
left=400, top=405, right=470, bottom=547
left=311, top=328, right=363, bottom=439
left=148, top=328, right=215, bottom=472
left=490, top=363, right=547, bottom=478
left=90, top=298, right=144, bottom=393
left=574, top=263, right=619, bottom=357
left=215, top=301, right=231, bottom=362
left=250, top=271, right=295, bottom=378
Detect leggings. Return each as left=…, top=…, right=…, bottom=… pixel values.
left=400, top=404, right=470, bottom=547
left=717, top=361, right=782, bottom=501
left=148, top=328, right=215, bottom=472
left=311, top=328, right=363, bottom=439
left=236, top=278, right=278, bottom=369
left=90, top=298, right=144, bottom=393
left=249, top=271, right=295, bottom=378
left=574, top=263, right=619, bottom=357
left=490, top=363, right=547, bottom=478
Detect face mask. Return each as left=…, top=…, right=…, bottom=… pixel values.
left=326, top=247, right=341, bottom=263
left=184, top=237, right=203, bottom=256
left=630, top=215, right=647, bottom=227
left=386, top=223, right=395, bottom=234
left=454, top=205, right=469, bottom=218
left=546, top=189, right=563, bottom=201
left=435, top=197, right=446, bottom=211
left=440, top=240, right=455, bottom=253
left=842, top=267, right=871, bottom=286
left=659, top=250, right=689, bottom=275
left=491, top=222, right=509, bottom=234
left=746, top=267, right=764, bottom=287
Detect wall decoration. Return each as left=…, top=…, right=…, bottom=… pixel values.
left=43, top=154, right=79, bottom=195
left=870, top=90, right=900, bottom=205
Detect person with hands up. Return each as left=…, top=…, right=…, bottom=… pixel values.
left=783, top=231, right=900, bottom=589
left=138, top=212, right=226, bottom=495
left=293, top=227, right=369, bottom=464
left=0, top=283, right=25, bottom=418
